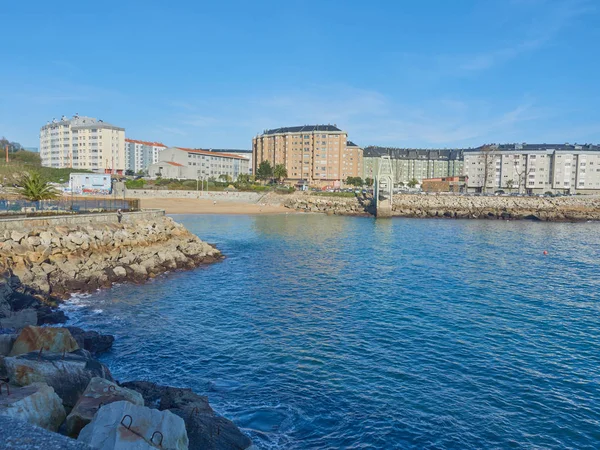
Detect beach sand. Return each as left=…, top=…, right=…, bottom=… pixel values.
left=141, top=197, right=290, bottom=215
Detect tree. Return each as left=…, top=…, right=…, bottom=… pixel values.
left=256, top=160, right=273, bottom=181
left=407, top=178, right=419, bottom=188
left=18, top=172, right=59, bottom=201
left=480, top=145, right=498, bottom=193
left=398, top=182, right=405, bottom=187
left=506, top=179, right=514, bottom=193
left=237, top=173, right=251, bottom=184
left=0, top=137, right=23, bottom=153
left=345, top=176, right=363, bottom=187
left=273, top=164, right=288, bottom=182
left=125, top=169, right=134, bottom=176
left=365, top=177, right=374, bottom=187
left=219, top=174, right=232, bottom=183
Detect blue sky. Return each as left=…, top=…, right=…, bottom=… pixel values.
left=1, top=0, right=598, bottom=149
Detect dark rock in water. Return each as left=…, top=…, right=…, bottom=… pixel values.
left=37, top=306, right=68, bottom=325
left=66, top=327, right=114, bottom=355
left=7, top=291, right=39, bottom=312
left=122, top=381, right=253, bottom=450
left=4, top=349, right=113, bottom=410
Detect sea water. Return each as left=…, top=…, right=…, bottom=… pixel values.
left=62, top=214, right=600, bottom=449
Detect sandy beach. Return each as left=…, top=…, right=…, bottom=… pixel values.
left=141, top=197, right=290, bottom=215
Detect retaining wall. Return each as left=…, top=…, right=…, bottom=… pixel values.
left=126, top=189, right=262, bottom=203
left=0, top=210, right=165, bottom=231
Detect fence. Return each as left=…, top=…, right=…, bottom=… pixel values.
left=0, top=198, right=140, bottom=216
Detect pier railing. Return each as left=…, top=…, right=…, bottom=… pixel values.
left=0, top=198, right=140, bottom=217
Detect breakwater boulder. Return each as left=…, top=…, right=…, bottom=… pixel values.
left=0, top=215, right=222, bottom=299
left=122, top=381, right=254, bottom=450
left=77, top=400, right=189, bottom=450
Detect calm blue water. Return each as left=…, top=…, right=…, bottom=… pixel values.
left=62, top=214, right=600, bottom=449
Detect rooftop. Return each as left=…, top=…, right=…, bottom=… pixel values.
left=125, top=138, right=167, bottom=147
left=262, top=125, right=343, bottom=135
left=347, top=141, right=359, bottom=147
left=165, top=161, right=184, bottom=167
left=41, top=114, right=124, bottom=131
left=364, top=146, right=467, bottom=160
left=173, top=147, right=249, bottom=160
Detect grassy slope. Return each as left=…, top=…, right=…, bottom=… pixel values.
left=0, top=151, right=91, bottom=184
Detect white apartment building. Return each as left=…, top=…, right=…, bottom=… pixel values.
left=464, top=143, right=600, bottom=194
left=148, top=147, right=249, bottom=181
left=125, top=139, right=167, bottom=173
left=39, top=115, right=126, bottom=173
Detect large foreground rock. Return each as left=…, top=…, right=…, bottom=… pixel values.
left=78, top=400, right=189, bottom=450
left=1, top=414, right=93, bottom=449
left=3, top=350, right=113, bottom=409
left=123, top=381, right=253, bottom=450
left=66, top=377, right=144, bottom=437
left=0, top=382, right=66, bottom=431
left=10, top=325, right=79, bottom=356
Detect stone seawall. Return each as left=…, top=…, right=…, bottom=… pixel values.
left=0, top=213, right=221, bottom=299
left=283, top=193, right=600, bottom=221
left=126, top=189, right=262, bottom=202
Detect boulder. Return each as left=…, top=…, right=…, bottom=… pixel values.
left=1, top=413, right=94, bottom=449
left=123, top=381, right=253, bottom=450
left=0, top=308, right=38, bottom=330
left=78, top=400, right=189, bottom=450
left=10, top=325, right=79, bottom=356
left=66, top=327, right=115, bottom=355
left=0, top=382, right=66, bottom=431
left=37, top=306, right=68, bottom=325
left=3, top=350, right=113, bottom=409
left=0, top=333, right=16, bottom=356
left=113, top=266, right=127, bottom=278
left=66, top=377, right=144, bottom=437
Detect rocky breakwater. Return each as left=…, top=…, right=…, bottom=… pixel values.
left=283, top=194, right=372, bottom=216
left=391, top=194, right=600, bottom=221
left=0, top=215, right=222, bottom=299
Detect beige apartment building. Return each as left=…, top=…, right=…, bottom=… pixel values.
left=252, top=125, right=363, bottom=188
left=464, top=143, right=600, bottom=194
left=40, top=115, right=126, bottom=173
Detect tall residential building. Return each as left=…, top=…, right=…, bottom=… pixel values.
left=363, top=147, right=465, bottom=185
left=252, top=125, right=363, bottom=188
left=39, top=115, right=126, bottom=173
left=464, top=143, right=600, bottom=194
left=148, top=147, right=249, bottom=181
left=124, top=139, right=168, bottom=173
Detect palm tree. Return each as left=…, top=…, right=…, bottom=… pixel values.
left=18, top=172, right=59, bottom=201
left=273, top=164, right=288, bottom=183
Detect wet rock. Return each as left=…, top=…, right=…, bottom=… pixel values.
left=66, top=377, right=144, bottom=438
left=0, top=308, right=38, bottom=330
left=37, top=306, right=68, bottom=325
left=0, top=333, right=17, bottom=356
left=0, top=382, right=66, bottom=431
left=66, top=327, right=115, bottom=355
left=78, top=400, right=189, bottom=450
left=123, top=381, right=253, bottom=450
left=3, top=350, right=113, bottom=410
left=10, top=325, right=79, bottom=356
